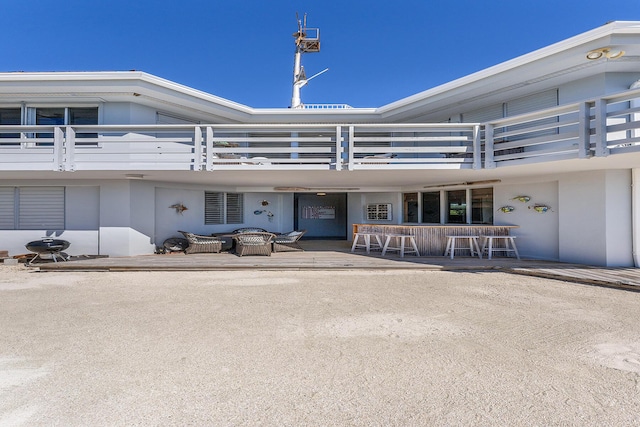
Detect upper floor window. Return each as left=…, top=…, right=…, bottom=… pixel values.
left=25, top=107, right=98, bottom=142
left=0, top=108, right=21, bottom=141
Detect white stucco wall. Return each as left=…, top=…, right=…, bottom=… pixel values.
left=494, top=181, right=559, bottom=260
left=603, top=170, right=634, bottom=266
left=102, top=103, right=134, bottom=125
left=0, top=184, right=100, bottom=257
left=98, top=181, right=156, bottom=257
left=558, top=170, right=633, bottom=266
left=346, top=193, right=400, bottom=241
left=102, top=102, right=169, bottom=125
left=154, top=187, right=295, bottom=247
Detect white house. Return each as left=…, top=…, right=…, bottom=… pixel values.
left=1, top=21, right=640, bottom=266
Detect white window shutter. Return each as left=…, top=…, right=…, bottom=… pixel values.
left=0, top=187, right=15, bottom=229
left=205, top=192, right=224, bottom=224
left=226, top=193, right=244, bottom=224
left=18, top=187, right=65, bottom=229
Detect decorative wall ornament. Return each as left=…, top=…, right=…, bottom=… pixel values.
left=169, top=203, right=188, bottom=214
left=498, top=206, right=515, bottom=213
left=529, top=204, right=553, bottom=213
left=512, top=195, right=531, bottom=203
left=254, top=209, right=275, bottom=221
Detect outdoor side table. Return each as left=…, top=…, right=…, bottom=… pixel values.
left=381, top=234, right=420, bottom=257
left=481, top=235, right=520, bottom=259
left=351, top=232, right=383, bottom=254
left=444, top=235, right=482, bottom=259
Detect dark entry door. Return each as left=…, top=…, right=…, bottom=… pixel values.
left=294, top=193, right=347, bottom=239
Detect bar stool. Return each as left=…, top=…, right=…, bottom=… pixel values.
left=481, top=235, right=520, bottom=259
left=381, top=234, right=420, bottom=257
left=444, top=235, right=482, bottom=259
left=351, top=232, right=383, bottom=254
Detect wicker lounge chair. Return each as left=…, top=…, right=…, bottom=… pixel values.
left=179, top=231, right=223, bottom=254
left=273, top=230, right=307, bottom=252
left=234, top=232, right=276, bottom=256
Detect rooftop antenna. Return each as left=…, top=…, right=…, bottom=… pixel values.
left=291, top=13, right=328, bottom=109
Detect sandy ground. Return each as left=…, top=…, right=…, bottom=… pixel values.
left=0, top=264, right=639, bottom=426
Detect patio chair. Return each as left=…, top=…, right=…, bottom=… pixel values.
left=232, top=227, right=269, bottom=234
left=234, top=232, right=276, bottom=257
left=179, top=231, right=223, bottom=254
left=273, top=229, right=307, bottom=252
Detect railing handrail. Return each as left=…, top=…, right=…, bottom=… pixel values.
left=2, top=87, right=640, bottom=172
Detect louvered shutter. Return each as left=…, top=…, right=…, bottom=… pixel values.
left=462, top=104, right=504, bottom=123
left=0, top=187, right=15, bottom=229
left=205, top=192, right=224, bottom=224
left=505, top=90, right=558, bottom=139
left=226, top=193, right=244, bottom=224
left=18, top=187, right=65, bottom=229
left=506, top=90, right=558, bottom=116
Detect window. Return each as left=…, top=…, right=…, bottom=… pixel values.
left=402, top=188, right=493, bottom=225
left=225, top=193, right=244, bottom=224
left=447, top=190, right=467, bottom=224
left=69, top=107, right=99, bottom=139
left=366, top=204, right=392, bottom=221
left=26, top=107, right=98, bottom=140
left=0, top=187, right=65, bottom=229
left=422, top=192, right=441, bottom=223
left=471, top=188, right=493, bottom=224
left=205, top=192, right=244, bottom=224
left=403, top=193, right=418, bottom=222
left=0, top=108, right=21, bottom=140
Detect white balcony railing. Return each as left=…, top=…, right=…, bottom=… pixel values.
left=483, top=87, right=640, bottom=168
left=1, top=89, right=640, bottom=173
left=0, top=123, right=481, bottom=172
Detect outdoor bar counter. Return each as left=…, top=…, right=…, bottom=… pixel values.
left=352, top=224, right=519, bottom=256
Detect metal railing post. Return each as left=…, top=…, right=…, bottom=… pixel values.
left=193, top=126, right=203, bottom=170
left=594, top=98, right=609, bottom=157
left=65, top=126, right=76, bottom=171
left=484, top=124, right=495, bottom=169
left=578, top=102, right=592, bottom=158
left=54, top=126, right=64, bottom=171
left=472, top=124, right=481, bottom=169
left=335, top=125, right=342, bottom=170
left=347, top=126, right=355, bottom=170
left=205, top=126, right=215, bottom=171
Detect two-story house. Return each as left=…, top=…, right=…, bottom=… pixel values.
left=1, top=21, right=640, bottom=266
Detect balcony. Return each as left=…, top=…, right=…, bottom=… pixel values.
left=1, top=89, right=639, bottom=173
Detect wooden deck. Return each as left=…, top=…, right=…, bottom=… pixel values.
left=19, top=240, right=640, bottom=292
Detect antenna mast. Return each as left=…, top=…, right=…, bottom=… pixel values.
left=291, top=13, right=323, bottom=109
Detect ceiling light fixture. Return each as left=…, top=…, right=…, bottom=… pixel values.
left=586, top=47, right=625, bottom=60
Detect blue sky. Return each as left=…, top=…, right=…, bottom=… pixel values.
left=3, top=0, right=640, bottom=108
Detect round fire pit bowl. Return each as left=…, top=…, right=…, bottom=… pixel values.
left=25, top=238, right=70, bottom=265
